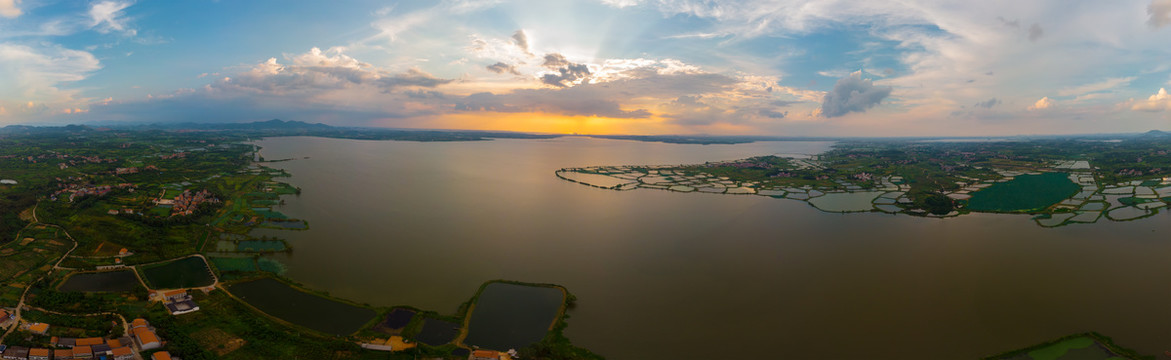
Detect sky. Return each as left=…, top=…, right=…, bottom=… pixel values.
left=1, top=0, right=1171, bottom=136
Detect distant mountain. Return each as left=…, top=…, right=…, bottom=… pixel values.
left=139, top=119, right=333, bottom=131
left=0, top=124, right=94, bottom=135
left=1138, top=129, right=1169, bottom=138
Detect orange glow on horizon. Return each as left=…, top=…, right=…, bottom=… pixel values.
left=391, top=112, right=673, bottom=135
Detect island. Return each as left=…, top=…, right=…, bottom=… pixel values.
left=556, top=135, right=1171, bottom=227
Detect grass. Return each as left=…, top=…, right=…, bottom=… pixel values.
left=966, top=172, right=1080, bottom=212
left=1027, top=336, right=1095, bottom=360
left=984, top=332, right=1152, bottom=360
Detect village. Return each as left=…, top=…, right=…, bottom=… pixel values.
left=0, top=311, right=174, bottom=360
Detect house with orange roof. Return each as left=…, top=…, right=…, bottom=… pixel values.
left=53, top=348, right=73, bottom=359
left=471, top=349, right=502, bottom=360
left=26, top=322, right=49, bottom=335
left=132, top=327, right=162, bottom=351
left=28, top=348, right=50, bottom=360
left=73, top=345, right=93, bottom=358
left=151, top=351, right=173, bottom=360
left=160, top=289, right=200, bottom=315
left=110, top=346, right=134, bottom=360
left=76, top=337, right=104, bottom=346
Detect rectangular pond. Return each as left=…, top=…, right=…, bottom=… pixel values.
left=463, top=282, right=566, bottom=351
left=228, top=277, right=375, bottom=336
left=139, top=257, right=216, bottom=289
left=58, top=271, right=140, bottom=292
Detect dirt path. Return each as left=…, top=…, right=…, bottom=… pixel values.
left=1, top=202, right=80, bottom=343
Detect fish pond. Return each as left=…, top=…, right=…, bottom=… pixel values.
left=463, top=282, right=566, bottom=351
left=228, top=277, right=375, bottom=335
left=807, top=191, right=885, bottom=212
left=139, top=256, right=216, bottom=289
left=414, top=318, right=460, bottom=346
left=58, top=270, right=140, bottom=292
left=966, top=172, right=1080, bottom=212
left=373, top=308, right=416, bottom=334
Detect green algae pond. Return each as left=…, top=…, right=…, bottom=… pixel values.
left=463, top=282, right=566, bottom=351
left=228, top=277, right=375, bottom=336
left=967, top=173, right=1080, bottom=212
left=58, top=270, right=140, bottom=292
left=139, top=256, right=216, bottom=288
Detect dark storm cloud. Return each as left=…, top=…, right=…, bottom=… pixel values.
left=819, top=72, right=892, bottom=118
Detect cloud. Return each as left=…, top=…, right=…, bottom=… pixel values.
left=819, top=71, right=892, bottom=118
left=1150, top=0, right=1171, bottom=28
left=997, top=16, right=1019, bottom=28
left=89, top=1, right=136, bottom=36
left=538, top=53, right=591, bottom=87
left=0, top=43, right=101, bottom=115
left=600, top=0, right=641, bottom=7
left=541, top=63, right=591, bottom=87
left=542, top=53, right=569, bottom=68
left=511, top=30, right=531, bottom=54
left=759, top=109, right=788, bottom=118
left=974, top=98, right=1000, bottom=109
left=451, top=71, right=739, bottom=119
left=1131, top=88, right=1171, bottom=112
left=1027, top=23, right=1044, bottom=42
left=1027, top=96, right=1053, bottom=111
left=222, top=47, right=451, bottom=94
left=1057, top=77, right=1135, bottom=96
left=486, top=62, right=521, bottom=75
left=0, top=0, right=21, bottom=18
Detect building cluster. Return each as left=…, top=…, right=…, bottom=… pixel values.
left=23, top=154, right=118, bottom=165
left=156, top=290, right=200, bottom=315
left=0, top=318, right=174, bottom=360
left=50, top=183, right=135, bottom=202
left=159, top=152, right=188, bottom=160
left=165, top=189, right=219, bottom=216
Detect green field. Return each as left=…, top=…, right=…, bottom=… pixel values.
left=966, top=173, right=1080, bottom=212
left=140, top=256, right=216, bottom=289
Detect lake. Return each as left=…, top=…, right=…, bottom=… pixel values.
left=252, top=136, right=1171, bottom=359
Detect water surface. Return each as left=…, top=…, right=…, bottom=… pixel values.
left=252, top=136, right=1171, bottom=359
